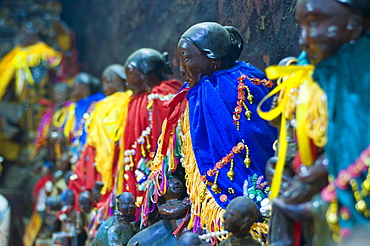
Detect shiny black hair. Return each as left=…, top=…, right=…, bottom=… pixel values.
left=181, top=22, right=244, bottom=68
left=125, top=48, right=173, bottom=81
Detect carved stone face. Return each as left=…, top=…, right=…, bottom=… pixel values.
left=162, top=176, right=184, bottom=201
left=296, top=0, right=357, bottom=65
left=102, top=72, right=124, bottom=96
left=177, top=38, right=214, bottom=88
left=117, top=193, right=136, bottom=221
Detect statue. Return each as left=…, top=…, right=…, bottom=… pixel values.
left=263, top=55, right=329, bottom=245
left=88, top=64, right=132, bottom=198
left=219, top=196, right=260, bottom=246
left=0, top=24, right=62, bottom=161
left=127, top=176, right=189, bottom=246
left=260, top=0, right=370, bottom=245
left=121, top=48, right=182, bottom=205
left=296, top=0, right=370, bottom=242
left=77, top=190, right=96, bottom=245
left=143, top=22, right=276, bottom=244
left=107, top=192, right=137, bottom=246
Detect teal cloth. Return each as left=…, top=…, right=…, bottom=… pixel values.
left=313, top=31, right=370, bottom=229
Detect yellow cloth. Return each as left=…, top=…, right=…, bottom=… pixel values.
left=0, top=42, right=62, bottom=100
left=86, top=91, right=132, bottom=194
left=52, top=102, right=76, bottom=141
left=257, top=65, right=327, bottom=200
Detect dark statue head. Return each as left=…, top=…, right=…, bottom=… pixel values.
left=72, top=72, right=102, bottom=101
left=223, top=196, right=259, bottom=238
left=78, top=191, right=94, bottom=214
left=179, top=231, right=202, bottom=246
left=125, top=48, right=173, bottom=95
left=161, top=175, right=185, bottom=201
left=177, top=22, right=243, bottom=87
left=296, top=0, right=370, bottom=65
left=91, top=181, right=104, bottom=205
left=102, top=64, right=127, bottom=96
left=116, top=192, right=136, bottom=222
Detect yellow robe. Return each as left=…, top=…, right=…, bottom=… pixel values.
left=86, top=90, right=132, bottom=194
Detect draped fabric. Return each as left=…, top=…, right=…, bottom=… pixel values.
left=0, top=41, right=62, bottom=100
left=86, top=90, right=132, bottom=194
left=145, top=62, right=276, bottom=239
left=32, top=101, right=55, bottom=156
left=71, top=92, right=105, bottom=150
left=186, top=61, right=276, bottom=209
left=69, top=145, right=102, bottom=212
left=314, top=31, right=370, bottom=230
left=122, top=79, right=182, bottom=200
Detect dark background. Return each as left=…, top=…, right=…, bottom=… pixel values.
left=60, top=0, right=300, bottom=80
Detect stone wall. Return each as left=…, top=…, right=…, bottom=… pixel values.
left=61, top=0, right=300, bottom=80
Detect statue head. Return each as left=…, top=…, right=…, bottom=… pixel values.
left=102, top=64, right=127, bottom=96
left=91, top=181, right=104, bottom=204
left=72, top=72, right=102, bottom=101
left=177, top=22, right=243, bottom=87
left=162, top=175, right=185, bottom=201
left=296, top=0, right=370, bottom=65
left=124, top=48, right=173, bottom=95
left=78, top=191, right=94, bottom=213
left=53, top=83, right=71, bottom=105
left=179, top=231, right=202, bottom=246
left=223, top=196, right=259, bottom=238
left=116, top=192, right=136, bottom=222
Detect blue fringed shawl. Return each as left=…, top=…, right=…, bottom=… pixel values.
left=186, top=61, right=277, bottom=209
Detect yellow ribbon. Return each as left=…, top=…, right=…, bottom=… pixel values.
left=257, top=65, right=315, bottom=200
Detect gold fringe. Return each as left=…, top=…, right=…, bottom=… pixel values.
left=180, top=105, right=226, bottom=241
left=250, top=222, right=269, bottom=245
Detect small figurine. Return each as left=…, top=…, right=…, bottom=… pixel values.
left=127, top=176, right=189, bottom=246
left=77, top=190, right=96, bottom=245
left=219, top=196, right=260, bottom=246
left=107, top=192, right=137, bottom=246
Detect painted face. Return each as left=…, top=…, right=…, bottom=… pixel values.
left=102, top=72, right=124, bottom=96
left=177, top=38, right=214, bottom=87
left=163, top=176, right=184, bottom=201
left=125, top=64, right=147, bottom=95
left=296, top=0, right=355, bottom=65
left=117, top=194, right=136, bottom=220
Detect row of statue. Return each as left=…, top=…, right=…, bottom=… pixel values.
left=0, top=0, right=369, bottom=245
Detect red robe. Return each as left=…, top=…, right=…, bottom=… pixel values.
left=122, top=79, right=182, bottom=200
